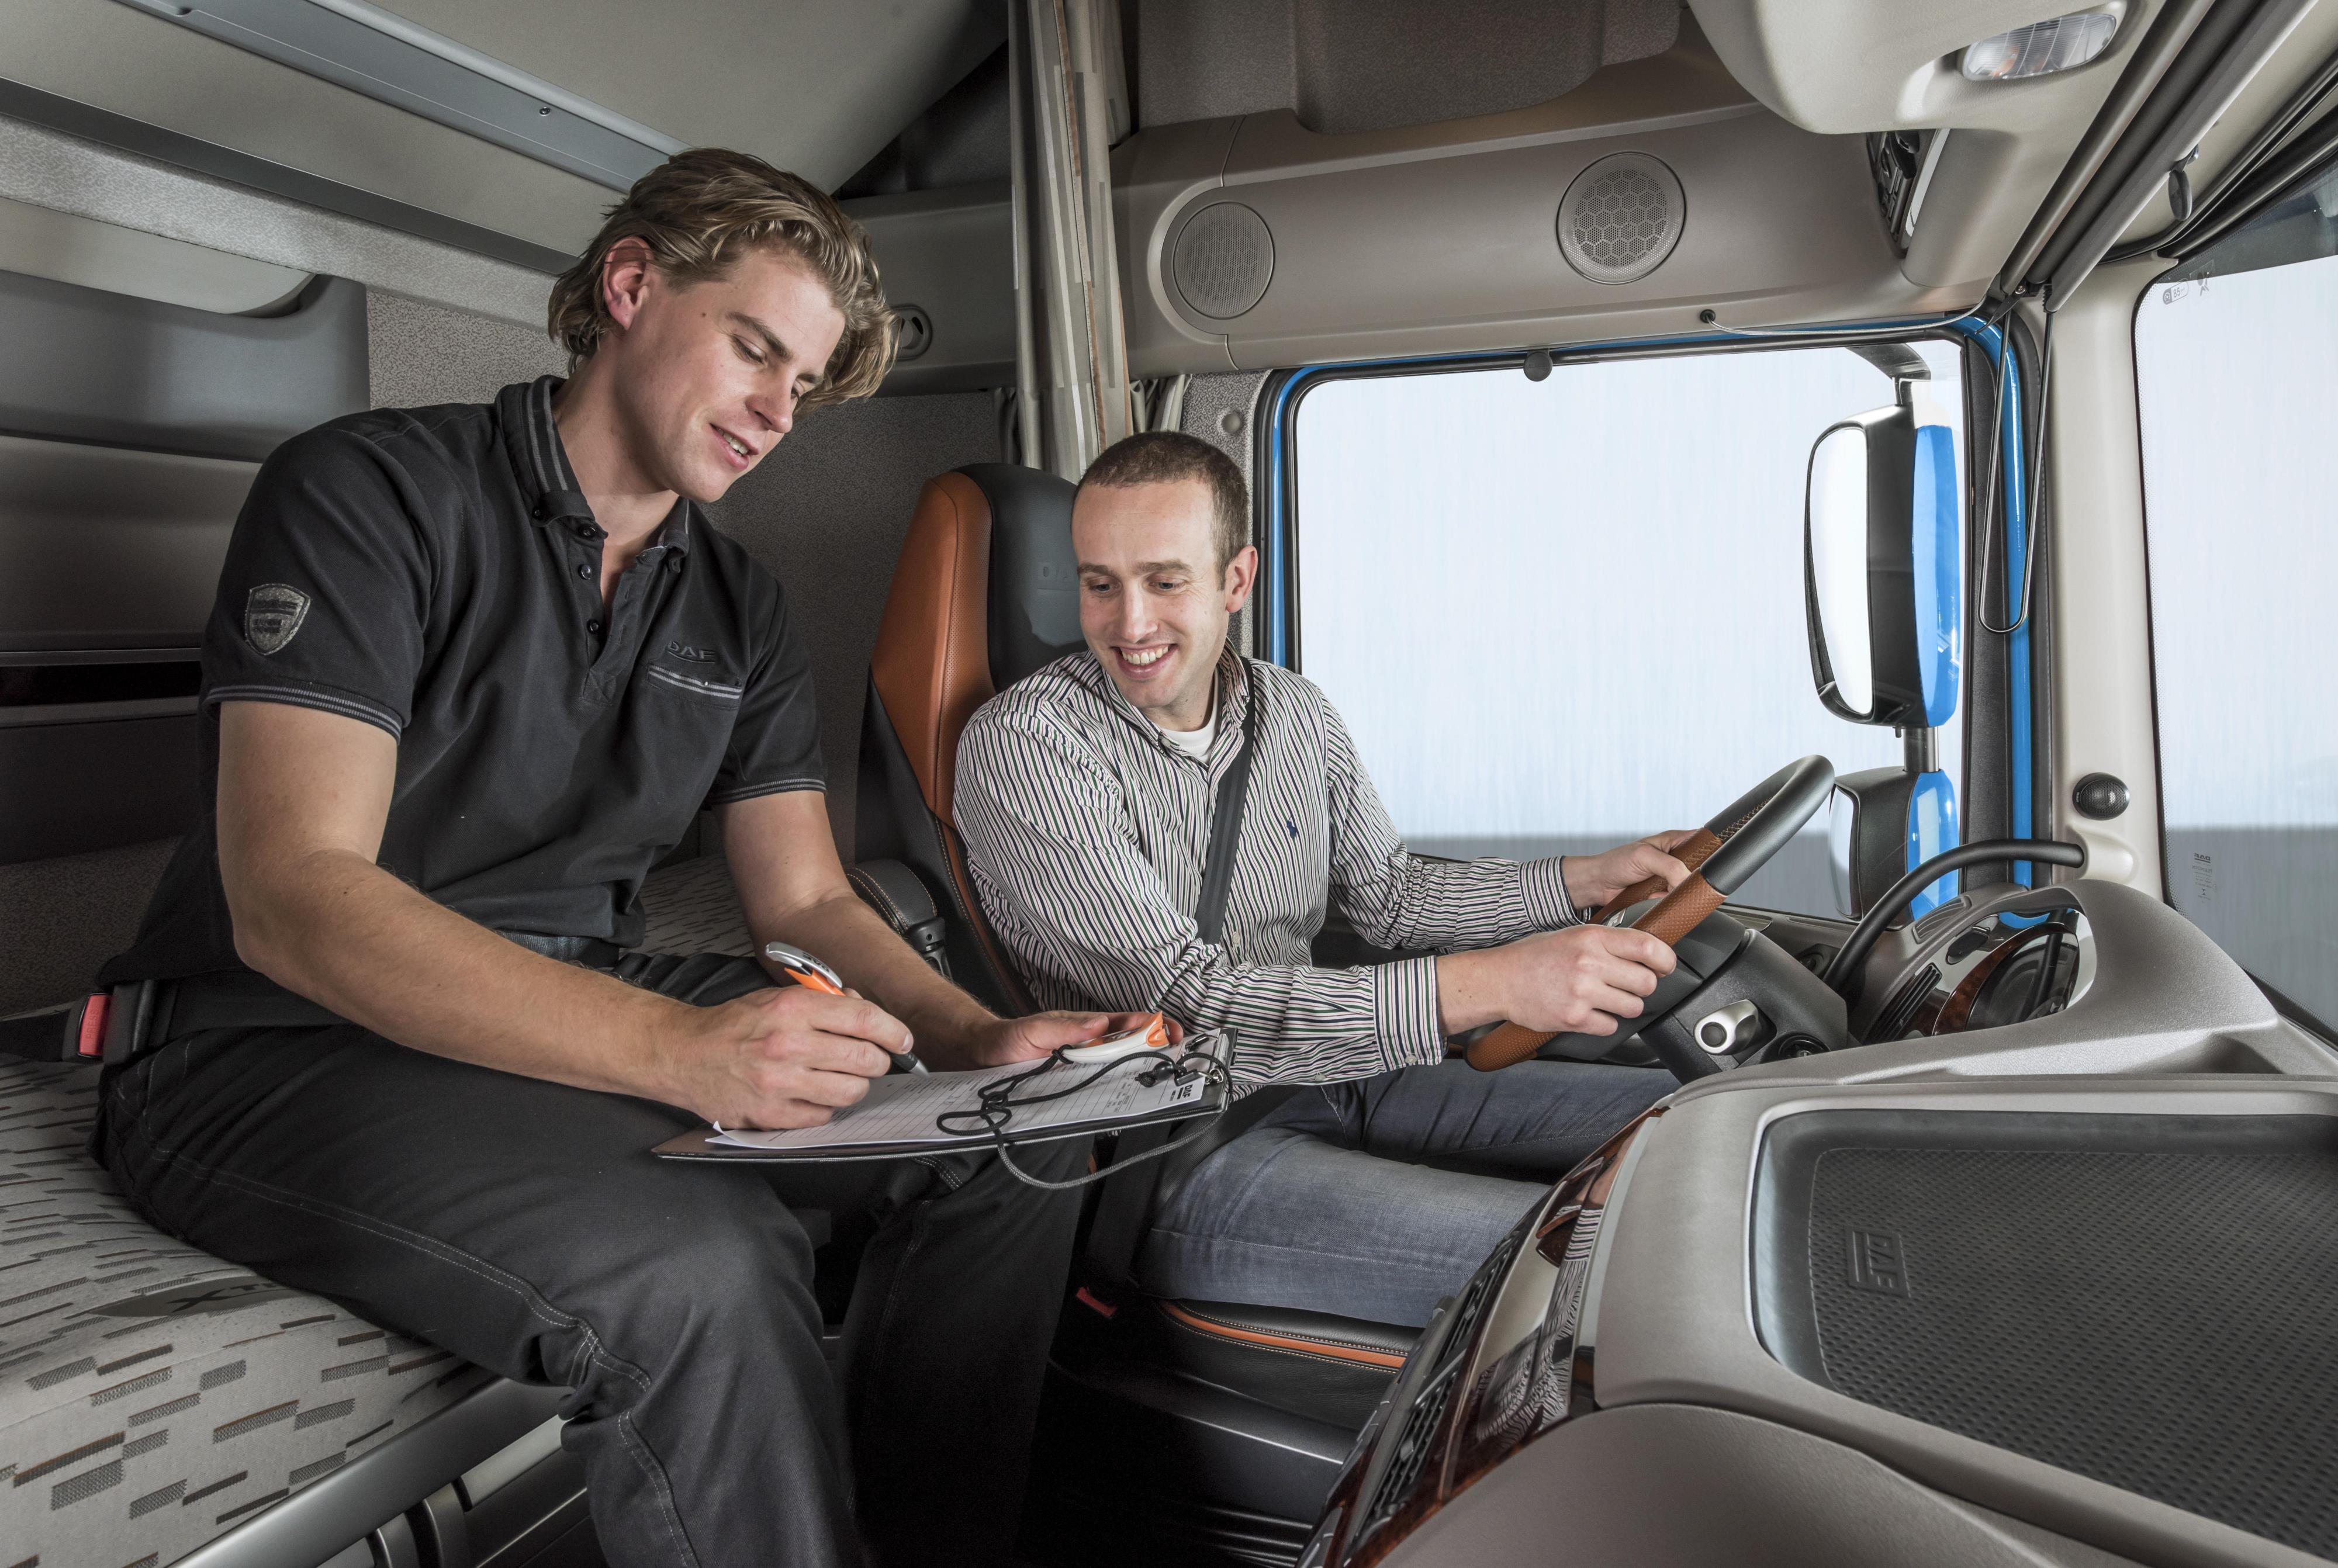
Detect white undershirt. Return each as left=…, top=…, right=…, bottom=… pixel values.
left=1154, top=698, right=1217, bottom=760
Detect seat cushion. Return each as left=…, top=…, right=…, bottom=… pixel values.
left=0, top=1058, right=492, bottom=1568
left=0, top=860, right=762, bottom=1566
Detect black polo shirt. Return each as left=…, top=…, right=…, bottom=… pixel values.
left=101, top=376, right=823, bottom=985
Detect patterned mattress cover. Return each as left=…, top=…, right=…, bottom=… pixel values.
left=0, top=855, right=750, bottom=1568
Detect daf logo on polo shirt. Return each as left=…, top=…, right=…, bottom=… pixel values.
left=665, top=642, right=717, bottom=664
left=244, top=583, right=313, bottom=656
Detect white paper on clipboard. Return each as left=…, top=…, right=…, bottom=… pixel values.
left=694, top=1041, right=1217, bottom=1155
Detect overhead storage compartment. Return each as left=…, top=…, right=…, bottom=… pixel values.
left=1113, top=24, right=1978, bottom=376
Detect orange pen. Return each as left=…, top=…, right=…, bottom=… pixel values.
left=763, top=941, right=925, bottom=1074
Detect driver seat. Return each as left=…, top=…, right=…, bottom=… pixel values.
left=855, top=465, right=1420, bottom=1560
left=855, top=463, right=1085, bottom=1012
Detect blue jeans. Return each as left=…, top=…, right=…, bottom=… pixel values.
left=1139, top=1058, right=1671, bottom=1327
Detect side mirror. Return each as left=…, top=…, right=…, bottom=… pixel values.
left=1804, top=406, right=1960, bottom=728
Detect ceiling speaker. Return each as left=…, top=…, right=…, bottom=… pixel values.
left=1171, top=203, right=1275, bottom=321
left=1555, top=153, right=1685, bottom=285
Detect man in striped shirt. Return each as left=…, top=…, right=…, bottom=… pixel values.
left=956, top=431, right=1694, bottom=1327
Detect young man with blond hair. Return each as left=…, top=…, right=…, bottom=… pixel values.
left=93, top=150, right=1142, bottom=1568
left=956, top=431, right=1692, bottom=1327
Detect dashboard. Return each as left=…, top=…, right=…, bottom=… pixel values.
left=1300, top=880, right=2338, bottom=1568
left=1758, top=881, right=2102, bottom=1047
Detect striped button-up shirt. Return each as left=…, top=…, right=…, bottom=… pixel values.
left=954, top=648, right=1581, bottom=1085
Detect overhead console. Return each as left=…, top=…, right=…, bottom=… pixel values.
left=1112, top=20, right=1977, bottom=376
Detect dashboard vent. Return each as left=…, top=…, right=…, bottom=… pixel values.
left=1364, top=1359, right=1455, bottom=1532
left=1439, top=1235, right=1512, bottom=1358
left=1555, top=153, right=1685, bottom=285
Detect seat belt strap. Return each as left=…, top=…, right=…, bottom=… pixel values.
left=1192, top=672, right=1263, bottom=950
left=1085, top=667, right=1296, bottom=1293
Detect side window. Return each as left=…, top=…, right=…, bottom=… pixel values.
left=1291, top=344, right=1965, bottom=919
left=2137, top=199, right=2338, bottom=1030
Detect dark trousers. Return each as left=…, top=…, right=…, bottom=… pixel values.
left=98, top=953, right=1082, bottom=1568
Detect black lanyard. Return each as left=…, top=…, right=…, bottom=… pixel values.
left=935, top=1047, right=1232, bottom=1192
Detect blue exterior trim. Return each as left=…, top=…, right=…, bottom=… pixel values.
left=1906, top=769, right=1961, bottom=918
left=1258, top=368, right=1317, bottom=669
left=1913, top=421, right=1962, bottom=728
left=1949, top=320, right=2035, bottom=887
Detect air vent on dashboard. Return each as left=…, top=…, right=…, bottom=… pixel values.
left=1554, top=153, right=1685, bottom=286
left=1171, top=202, right=1275, bottom=321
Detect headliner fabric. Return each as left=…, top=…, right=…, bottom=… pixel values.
left=0, top=854, right=753, bottom=1566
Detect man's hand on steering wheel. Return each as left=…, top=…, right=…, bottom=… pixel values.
left=1437, top=926, right=1678, bottom=1037
left=1561, top=830, right=1699, bottom=915
left=1465, top=757, right=1839, bottom=1073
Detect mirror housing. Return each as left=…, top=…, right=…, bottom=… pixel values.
left=1829, top=766, right=1960, bottom=919
left=1804, top=405, right=1960, bottom=728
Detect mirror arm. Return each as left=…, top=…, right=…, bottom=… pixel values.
left=1901, top=725, right=1937, bottom=774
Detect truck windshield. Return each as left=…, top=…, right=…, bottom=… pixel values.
left=1288, top=342, right=1965, bottom=919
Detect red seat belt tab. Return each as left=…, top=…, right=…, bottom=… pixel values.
left=72, top=993, right=109, bottom=1060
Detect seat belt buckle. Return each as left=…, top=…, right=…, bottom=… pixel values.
left=97, top=980, right=160, bottom=1068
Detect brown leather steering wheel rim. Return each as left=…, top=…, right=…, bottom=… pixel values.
left=1462, top=758, right=1835, bottom=1071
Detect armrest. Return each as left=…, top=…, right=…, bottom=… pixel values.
left=847, top=859, right=952, bottom=979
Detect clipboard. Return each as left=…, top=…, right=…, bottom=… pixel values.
left=653, top=1040, right=1227, bottom=1164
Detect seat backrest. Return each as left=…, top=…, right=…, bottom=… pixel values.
left=856, top=464, right=1081, bottom=1011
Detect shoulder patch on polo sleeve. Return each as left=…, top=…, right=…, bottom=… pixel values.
left=244, top=583, right=313, bottom=655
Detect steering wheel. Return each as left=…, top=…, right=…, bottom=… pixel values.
left=1465, top=756, right=1836, bottom=1072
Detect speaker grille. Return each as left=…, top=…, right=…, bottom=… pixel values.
left=1172, top=203, right=1274, bottom=321
left=1555, top=153, right=1685, bottom=285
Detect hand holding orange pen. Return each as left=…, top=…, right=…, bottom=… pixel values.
left=762, top=941, right=926, bottom=1075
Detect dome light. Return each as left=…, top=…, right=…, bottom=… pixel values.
left=1961, top=11, right=2121, bottom=81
